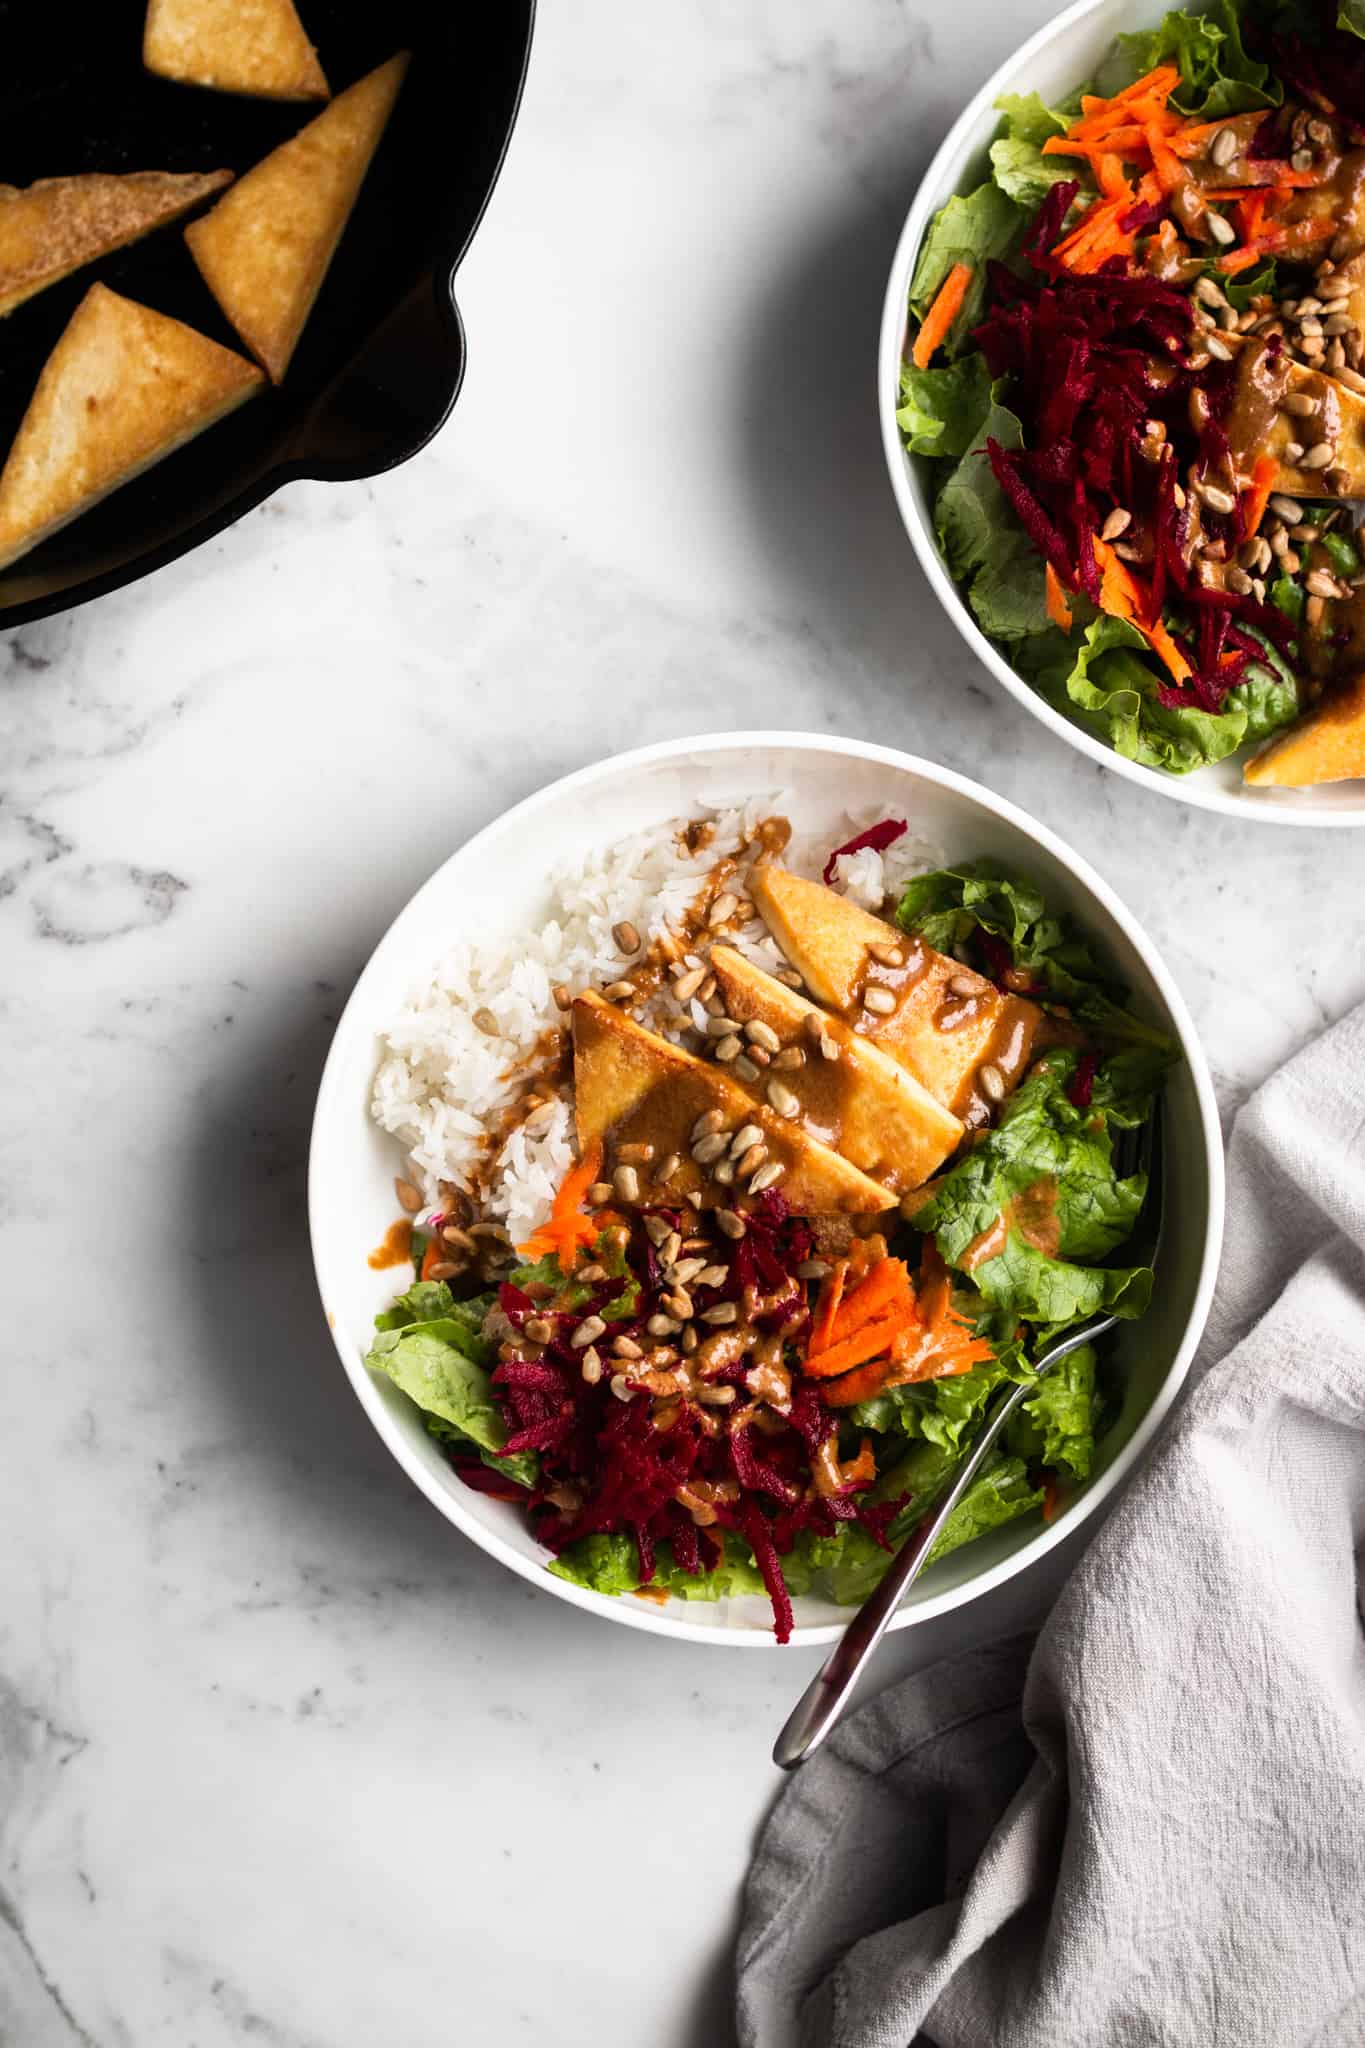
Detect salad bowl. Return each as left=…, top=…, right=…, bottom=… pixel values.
left=879, top=0, right=1365, bottom=824
left=309, top=734, right=1223, bottom=1647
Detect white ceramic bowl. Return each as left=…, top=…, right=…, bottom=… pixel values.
left=878, top=0, right=1365, bottom=826
left=309, top=733, right=1224, bottom=1646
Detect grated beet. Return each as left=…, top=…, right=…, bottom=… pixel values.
left=1067, top=1053, right=1100, bottom=1109
left=740, top=1498, right=794, bottom=1645
left=822, top=818, right=907, bottom=885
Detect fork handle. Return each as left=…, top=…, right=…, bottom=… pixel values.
left=771, top=1379, right=1028, bottom=1769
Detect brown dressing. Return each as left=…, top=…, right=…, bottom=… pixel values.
left=368, top=1217, right=414, bottom=1270
left=960, top=1175, right=1061, bottom=1271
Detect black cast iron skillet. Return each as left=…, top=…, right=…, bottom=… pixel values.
left=0, top=0, right=535, bottom=626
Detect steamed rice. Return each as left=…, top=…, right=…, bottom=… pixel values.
left=370, top=797, right=938, bottom=1247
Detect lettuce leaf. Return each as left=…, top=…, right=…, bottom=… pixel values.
left=908, top=182, right=1027, bottom=354
left=510, top=1239, right=639, bottom=1321
left=989, top=90, right=1089, bottom=208
left=1019, top=612, right=1299, bottom=776
left=908, top=1052, right=1153, bottom=1330
left=894, top=857, right=1176, bottom=1056
left=1006, top=1343, right=1098, bottom=1480
left=1096, top=0, right=1277, bottom=114
left=921, top=1456, right=1045, bottom=1562
left=366, top=1284, right=537, bottom=1488
left=935, top=399, right=1053, bottom=641
left=896, top=352, right=995, bottom=459
left=548, top=1531, right=766, bottom=1601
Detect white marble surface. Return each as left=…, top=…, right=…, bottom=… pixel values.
left=4, top=5, right=1365, bottom=2044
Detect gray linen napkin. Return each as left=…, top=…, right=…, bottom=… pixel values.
left=737, top=1004, right=1365, bottom=2048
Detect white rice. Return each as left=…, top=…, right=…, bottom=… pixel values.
left=371, top=797, right=939, bottom=1247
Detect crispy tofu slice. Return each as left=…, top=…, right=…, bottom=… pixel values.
left=0, top=283, right=264, bottom=572
left=1225, top=336, right=1365, bottom=498
left=143, top=0, right=330, bottom=102
left=572, top=993, right=894, bottom=1216
left=708, top=947, right=962, bottom=1192
left=0, top=170, right=234, bottom=319
left=749, top=866, right=1044, bottom=1125
left=184, top=51, right=408, bottom=382
left=1243, top=672, right=1365, bottom=786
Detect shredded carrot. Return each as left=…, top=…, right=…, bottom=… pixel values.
left=1241, top=454, right=1277, bottom=542
left=1143, top=121, right=1188, bottom=196
left=1042, top=1478, right=1063, bottom=1523
left=1169, top=116, right=1238, bottom=158
left=822, top=1357, right=901, bottom=1408
left=1094, top=151, right=1134, bottom=200
left=1093, top=536, right=1192, bottom=685
left=1045, top=562, right=1074, bottom=633
left=818, top=1257, right=914, bottom=1349
left=809, top=1259, right=847, bottom=1354
left=517, top=1137, right=606, bottom=1268
left=912, top=261, right=973, bottom=369
left=1217, top=244, right=1265, bottom=275
left=802, top=1311, right=916, bottom=1380
left=1109, top=62, right=1181, bottom=106
left=420, top=1236, right=443, bottom=1281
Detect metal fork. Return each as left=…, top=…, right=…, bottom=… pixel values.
left=773, top=1104, right=1164, bottom=1771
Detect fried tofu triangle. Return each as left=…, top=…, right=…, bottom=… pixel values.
left=185, top=51, right=409, bottom=383
left=143, top=0, right=330, bottom=102
left=708, top=947, right=963, bottom=1193
left=572, top=993, right=895, bottom=1217
left=1244, top=673, right=1365, bottom=787
left=0, top=170, right=234, bottom=319
left=0, top=283, right=264, bottom=572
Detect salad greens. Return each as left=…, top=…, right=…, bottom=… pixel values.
left=365, top=1278, right=540, bottom=1489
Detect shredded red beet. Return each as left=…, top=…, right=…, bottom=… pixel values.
left=1067, top=1053, right=1100, bottom=1109
left=739, top=1499, right=794, bottom=1646
left=450, top=1456, right=532, bottom=1501
left=822, top=818, right=907, bottom=885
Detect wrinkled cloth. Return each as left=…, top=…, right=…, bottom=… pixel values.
left=738, top=1005, right=1365, bottom=2048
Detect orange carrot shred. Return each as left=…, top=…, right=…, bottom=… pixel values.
left=819, top=1258, right=914, bottom=1349
left=809, top=1259, right=847, bottom=1354
left=517, top=1137, right=605, bottom=1267
left=1045, top=563, right=1074, bottom=634
left=1241, top=454, right=1277, bottom=542
left=912, top=261, right=973, bottom=369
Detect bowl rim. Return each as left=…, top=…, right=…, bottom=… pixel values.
left=308, top=729, right=1226, bottom=1647
left=876, top=0, right=1365, bottom=828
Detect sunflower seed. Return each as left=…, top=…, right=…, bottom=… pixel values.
left=705, top=1013, right=739, bottom=1037
left=672, top=966, right=707, bottom=1003
left=773, top=967, right=803, bottom=988
left=425, top=1259, right=458, bottom=1281
left=1207, top=210, right=1237, bottom=247
left=1283, top=391, right=1317, bottom=417
left=1100, top=506, right=1132, bottom=541
left=644, top=1214, right=671, bottom=1244
left=818, top=1033, right=840, bottom=1062
left=749, top=1161, right=786, bottom=1194
left=732, top=1143, right=765, bottom=1180
left=609, top=1373, right=635, bottom=1402
left=524, top=1317, right=553, bottom=1344
left=1291, top=148, right=1315, bottom=172
left=612, top=920, right=641, bottom=953
left=661, top=1230, right=682, bottom=1264
left=394, top=1177, right=423, bottom=1212
left=693, top=1109, right=728, bottom=1141
left=1284, top=441, right=1305, bottom=465
left=587, top=1182, right=615, bottom=1206
left=613, top=1335, right=643, bottom=1360
left=733, top=1055, right=760, bottom=1082
left=716, top=1209, right=747, bottom=1240
left=713, top=1159, right=736, bottom=1185
left=1205, top=334, right=1233, bottom=362
left=1281, top=549, right=1301, bottom=575
left=692, top=1133, right=728, bottom=1165
left=617, top=1141, right=655, bottom=1166
left=651, top=1153, right=680, bottom=1186
left=744, top=1018, right=781, bottom=1051
left=1194, top=274, right=1227, bottom=308
left=664, top=1289, right=694, bottom=1320
left=604, top=980, right=637, bottom=1001
left=670, top=1257, right=708, bottom=1285
left=730, top=1123, right=763, bottom=1158
left=552, top=982, right=572, bottom=1011
left=1301, top=441, right=1337, bottom=469
left=1209, top=124, right=1238, bottom=167
left=1306, top=568, right=1343, bottom=597
left=647, top=1314, right=681, bottom=1337
left=441, top=1224, right=476, bottom=1252
left=577, top=1263, right=606, bottom=1283
left=580, top=1351, right=604, bottom=1385
left=1306, top=593, right=1326, bottom=628
left=714, top=1034, right=741, bottom=1063
left=1227, top=565, right=1254, bottom=594
left=863, top=986, right=897, bottom=1015
left=867, top=941, right=904, bottom=967
left=979, top=1063, right=1007, bottom=1103
left=766, top=1079, right=800, bottom=1119
left=697, top=1265, right=730, bottom=1288
left=948, top=972, right=979, bottom=998
left=572, top=1316, right=606, bottom=1348
left=1195, top=479, right=1237, bottom=514
left=701, top=1302, right=738, bottom=1325
left=772, top=1046, right=805, bottom=1070
left=473, top=1007, right=500, bottom=1036
left=708, top=891, right=739, bottom=927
